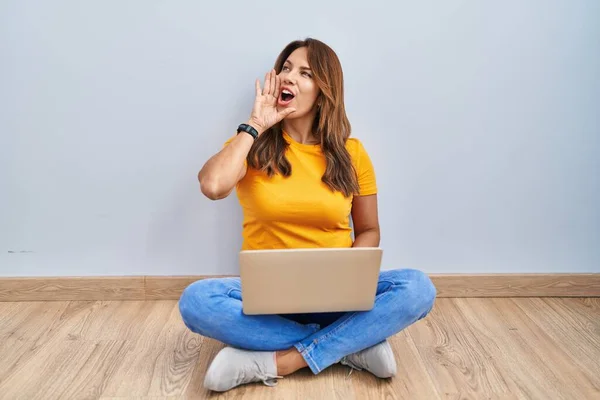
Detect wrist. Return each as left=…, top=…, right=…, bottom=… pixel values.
left=246, top=119, right=265, bottom=136
left=237, top=122, right=259, bottom=140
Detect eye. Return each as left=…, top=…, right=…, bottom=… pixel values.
left=302, top=71, right=312, bottom=78
left=282, top=66, right=290, bottom=71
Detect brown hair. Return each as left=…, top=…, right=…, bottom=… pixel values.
left=247, top=38, right=360, bottom=197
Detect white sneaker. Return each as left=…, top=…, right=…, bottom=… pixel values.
left=204, top=347, right=283, bottom=392
left=340, top=340, right=397, bottom=378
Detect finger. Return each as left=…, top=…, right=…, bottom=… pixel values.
left=274, top=71, right=280, bottom=98
left=270, top=69, right=276, bottom=97
left=263, top=71, right=271, bottom=96
left=255, top=78, right=261, bottom=97
left=278, top=107, right=296, bottom=120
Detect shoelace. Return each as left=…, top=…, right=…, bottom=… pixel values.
left=341, top=356, right=363, bottom=379
left=261, top=373, right=284, bottom=387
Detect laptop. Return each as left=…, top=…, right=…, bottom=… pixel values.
left=239, top=247, right=383, bottom=315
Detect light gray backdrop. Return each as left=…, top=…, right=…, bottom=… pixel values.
left=2, top=1, right=599, bottom=276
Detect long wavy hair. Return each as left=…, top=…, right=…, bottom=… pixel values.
left=246, top=38, right=359, bottom=197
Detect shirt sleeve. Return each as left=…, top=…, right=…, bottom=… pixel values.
left=354, top=140, right=377, bottom=196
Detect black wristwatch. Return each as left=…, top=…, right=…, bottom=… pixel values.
left=237, top=123, right=259, bottom=140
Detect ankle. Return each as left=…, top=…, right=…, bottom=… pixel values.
left=276, top=348, right=307, bottom=376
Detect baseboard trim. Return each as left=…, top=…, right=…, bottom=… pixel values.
left=0, top=273, right=598, bottom=302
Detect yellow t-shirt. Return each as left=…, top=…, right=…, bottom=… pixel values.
left=224, top=130, right=377, bottom=250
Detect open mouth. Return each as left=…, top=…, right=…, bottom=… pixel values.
left=278, top=89, right=295, bottom=105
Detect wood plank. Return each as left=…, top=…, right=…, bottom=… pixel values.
left=431, top=273, right=600, bottom=297
left=281, top=362, right=361, bottom=400
left=542, top=298, right=600, bottom=339
left=0, top=338, right=85, bottom=398
left=513, top=298, right=600, bottom=391
left=183, top=337, right=225, bottom=399
left=145, top=302, right=203, bottom=397
left=56, top=340, right=132, bottom=399
left=408, top=298, right=522, bottom=399
left=99, top=301, right=190, bottom=397
left=458, top=297, right=599, bottom=399
left=69, top=300, right=160, bottom=341
left=99, top=397, right=182, bottom=400
left=0, top=338, right=41, bottom=382
left=100, top=397, right=181, bottom=400
left=386, top=329, right=441, bottom=399
left=0, top=301, right=112, bottom=390
left=1, top=274, right=599, bottom=302
left=0, top=302, right=54, bottom=339
left=452, top=298, right=562, bottom=399
left=2, top=298, right=600, bottom=399
left=145, top=276, right=223, bottom=300
left=0, top=276, right=145, bottom=301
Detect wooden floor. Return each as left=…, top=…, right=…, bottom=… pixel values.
left=0, top=298, right=598, bottom=400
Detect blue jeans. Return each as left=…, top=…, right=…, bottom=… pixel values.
left=178, top=268, right=436, bottom=374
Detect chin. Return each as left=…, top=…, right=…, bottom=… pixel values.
left=282, top=109, right=307, bottom=120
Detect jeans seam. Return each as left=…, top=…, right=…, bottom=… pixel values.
left=295, top=343, right=321, bottom=374
left=295, top=342, right=306, bottom=353
left=303, top=349, right=321, bottom=373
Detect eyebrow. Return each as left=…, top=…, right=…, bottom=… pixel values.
left=284, top=60, right=312, bottom=71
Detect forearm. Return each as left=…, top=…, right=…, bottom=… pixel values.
left=198, top=126, right=258, bottom=199
left=352, top=228, right=380, bottom=247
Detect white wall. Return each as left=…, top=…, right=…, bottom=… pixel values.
left=2, top=1, right=599, bottom=277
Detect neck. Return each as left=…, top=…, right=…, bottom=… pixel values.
left=282, top=112, right=319, bottom=145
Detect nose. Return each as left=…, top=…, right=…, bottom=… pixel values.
left=283, top=76, right=295, bottom=85
left=282, top=71, right=297, bottom=85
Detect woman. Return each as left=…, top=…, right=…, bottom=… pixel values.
left=178, top=38, right=436, bottom=392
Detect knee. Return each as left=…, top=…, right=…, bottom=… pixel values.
left=385, top=268, right=437, bottom=320
left=178, top=279, right=222, bottom=334
left=405, top=269, right=436, bottom=319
